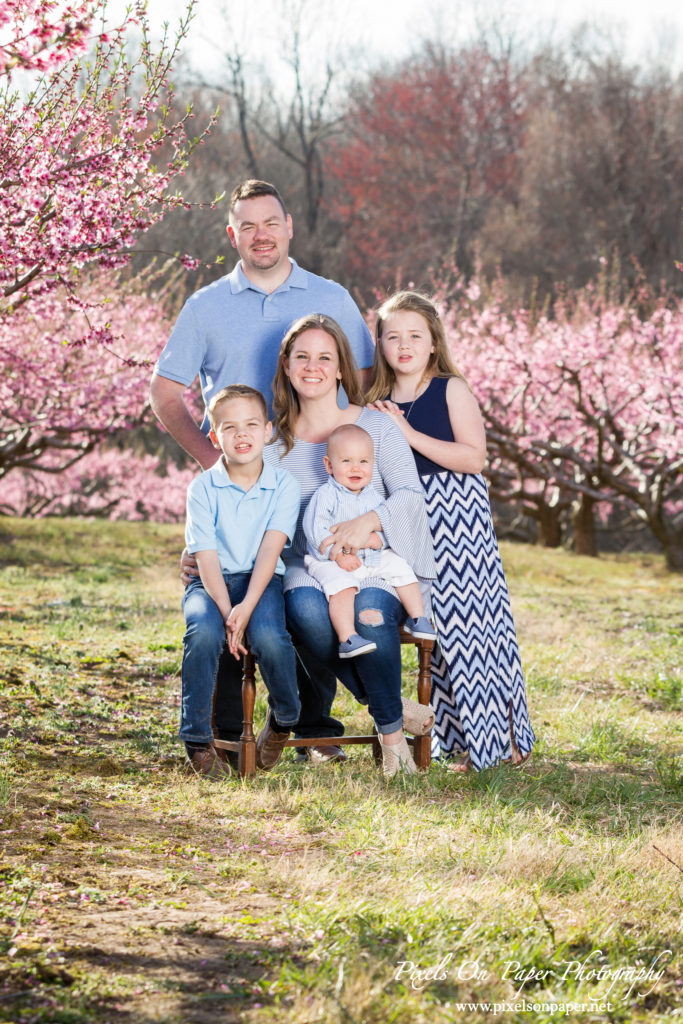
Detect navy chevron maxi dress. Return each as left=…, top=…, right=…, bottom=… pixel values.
left=395, top=377, right=535, bottom=770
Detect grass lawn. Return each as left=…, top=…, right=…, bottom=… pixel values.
left=0, top=517, right=681, bottom=1023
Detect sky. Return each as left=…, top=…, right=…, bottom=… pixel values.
left=129, top=0, right=683, bottom=76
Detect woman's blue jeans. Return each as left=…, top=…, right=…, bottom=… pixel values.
left=285, top=586, right=404, bottom=734
left=180, top=572, right=300, bottom=743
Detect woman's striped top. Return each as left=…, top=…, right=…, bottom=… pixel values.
left=263, top=408, right=436, bottom=594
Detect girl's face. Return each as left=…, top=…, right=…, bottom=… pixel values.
left=283, top=328, right=342, bottom=399
left=380, top=310, right=434, bottom=377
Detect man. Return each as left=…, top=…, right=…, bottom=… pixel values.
left=150, top=179, right=375, bottom=763
left=151, top=179, right=373, bottom=468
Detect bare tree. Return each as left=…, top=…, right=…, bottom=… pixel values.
left=184, top=0, right=352, bottom=274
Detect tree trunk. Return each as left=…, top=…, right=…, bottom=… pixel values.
left=536, top=504, right=562, bottom=548
left=645, top=508, right=683, bottom=572
left=664, top=542, right=683, bottom=572
left=572, top=495, right=598, bottom=557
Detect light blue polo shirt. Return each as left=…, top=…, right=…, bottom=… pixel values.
left=155, top=259, right=375, bottom=426
left=185, top=458, right=301, bottom=575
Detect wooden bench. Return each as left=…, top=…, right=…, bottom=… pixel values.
left=213, top=629, right=434, bottom=777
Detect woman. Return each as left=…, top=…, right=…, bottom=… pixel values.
left=263, top=313, right=436, bottom=776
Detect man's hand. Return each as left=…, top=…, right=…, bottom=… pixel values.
left=180, top=547, right=200, bottom=586
left=226, top=603, right=250, bottom=659
left=335, top=551, right=361, bottom=571
left=150, top=373, right=219, bottom=470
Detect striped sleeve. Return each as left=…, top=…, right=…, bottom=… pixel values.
left=302, top=484, right=334, bottom=560
left=262, top=411, right=436, bottom=591
left=360, top=411, right=436, bottom=580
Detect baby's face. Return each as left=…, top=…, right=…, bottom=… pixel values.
left=324, top=436, right=374, bottom=493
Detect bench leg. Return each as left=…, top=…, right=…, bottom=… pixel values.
left=371, top=727, right=382, bottom=766
left=413, top=639, right=433, bottom=771
left=239, top=652, right=257, bottom=778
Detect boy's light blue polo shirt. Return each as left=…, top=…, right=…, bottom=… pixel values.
left=185, top=458, right=301, bottom=575
left=155, top=259, right=374, bottom=426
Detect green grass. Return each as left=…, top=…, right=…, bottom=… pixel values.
left=0, top=517, right=681, bottom=1023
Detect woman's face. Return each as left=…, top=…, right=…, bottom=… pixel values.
left=283, top=328, right=342, bottom=399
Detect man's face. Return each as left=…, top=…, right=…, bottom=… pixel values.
left=227, top=195, right=293, bottom=276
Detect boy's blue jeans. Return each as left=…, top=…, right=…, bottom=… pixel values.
left=180, top=571, right=300, bottom=744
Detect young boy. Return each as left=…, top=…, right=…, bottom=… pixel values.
left=181, top=384, right=301, bottom=777
left=303, top=423, right=436, bottom=658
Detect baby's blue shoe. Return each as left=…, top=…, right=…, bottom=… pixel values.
left=403, top=616, right=437, bottom=641
left=339, top=633, right=377, bottom=659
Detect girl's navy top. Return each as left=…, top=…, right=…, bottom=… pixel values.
left=394, top=375, right=454, bottom=477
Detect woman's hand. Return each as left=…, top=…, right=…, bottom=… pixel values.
left=321, top=510, right=381, bottom=560
left=180, top=547, right=200, bottom=586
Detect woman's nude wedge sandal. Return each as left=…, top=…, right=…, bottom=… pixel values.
left=378, top=734, right=417, bottom=778
left=401, top=697, right=435, bottom=736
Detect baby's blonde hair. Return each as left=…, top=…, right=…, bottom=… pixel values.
left=326, top=423, right=373, bottom=459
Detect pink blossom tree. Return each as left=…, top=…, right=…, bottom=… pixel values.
left=0, top=266, right=185, bottom=480
left=437, top=278, right=683, bottom=570
left=1, top=447, right=195, bottom=520
left=1, top=1, right=214, bottom=484
left=0, top=1, right=93, bottom=75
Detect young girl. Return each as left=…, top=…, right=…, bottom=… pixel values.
left=367, top=291, right=535, bottom=771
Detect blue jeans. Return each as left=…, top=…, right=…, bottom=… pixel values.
left=285, top=586, right=403, bottom=734
left=180, top=572, right=300, bottom=743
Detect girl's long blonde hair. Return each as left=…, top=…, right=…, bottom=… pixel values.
left=366, top=291, right=466, bottom=403
left=272, top=313, right=366, bottom=455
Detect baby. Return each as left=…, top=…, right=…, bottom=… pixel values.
left=303, top=423, right=436, bottom=658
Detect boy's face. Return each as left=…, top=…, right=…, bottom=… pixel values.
left=323, top=435, right=374, bottom=494
left=209, top=397, right=271, bottom=467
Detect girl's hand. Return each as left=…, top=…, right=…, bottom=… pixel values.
left=368, top=399, right=410, bottom=436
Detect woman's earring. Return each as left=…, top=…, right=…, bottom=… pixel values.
left=336, top=381, right=349, bottom=410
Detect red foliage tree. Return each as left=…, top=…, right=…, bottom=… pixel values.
left=326, top=43, right=524, bottom=300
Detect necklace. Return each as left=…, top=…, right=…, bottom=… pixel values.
left=390, top=385, right=422, bottom=424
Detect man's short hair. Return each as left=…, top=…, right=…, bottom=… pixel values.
left=208, top=384, right=269, bottom=431
left=229, top=180, right=287, bottom=218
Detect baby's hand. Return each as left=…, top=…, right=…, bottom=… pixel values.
left=335, top=552, right=361, bottom=571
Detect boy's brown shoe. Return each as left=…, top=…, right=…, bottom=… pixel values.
left=256, top=713, right=290, bottom=770
left=187, top=745, right=232, bottom=780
